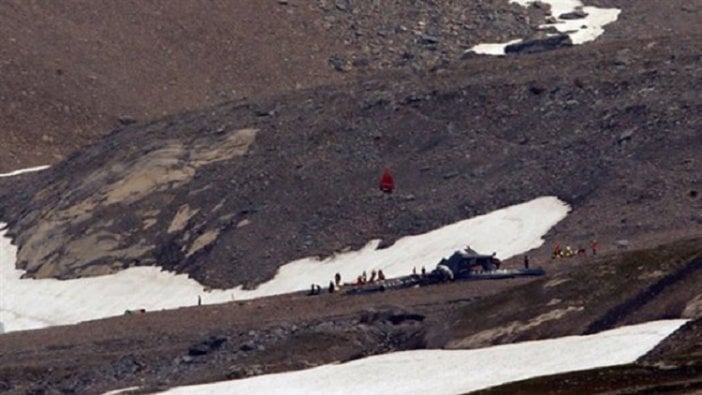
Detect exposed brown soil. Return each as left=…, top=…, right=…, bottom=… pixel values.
left=0, top=0, right=545, bottom=172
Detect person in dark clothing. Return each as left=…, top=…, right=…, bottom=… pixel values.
left=524, top=255, right=529, bottom=269
left=309, top=284, right=321, bottom=296
left=328, top=281, right=335, bottom=294
left=377, top=270, right=386, bottom=281
left=334, top=272, right=341, bottom=287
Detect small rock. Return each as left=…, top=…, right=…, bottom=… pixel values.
left=240, top=342, right=256, bottom=352
left=117, top=115, right=137, bottom=126
left=180, top=355, right=195, bottom=364
left=443, top=171, right=459, bottom=179
left=529, top=85, right=546, bottom=95
left=559, top=9, right=588, bottom=20
left=254, top=108, right=274, bottom=117
left=418, top=34, right=439, bottom=45
left=506, top=33, right=572, bottom=55
left=335, top=0, right=350, bottom=12
left=189, top=343, right=210, bottom=356
left=461, top=50, right=482, bottom=60
left=614, top=49, right=633, bottom=66
left=328, top=55, right=350, bottom=72
left=681, top=4, right=697, bottom=12
left=615, top=239, right=630, bottom=248
left=113, top=354, right=143, bottom=377
left=188, top=335, right=228, bottom=356
left=617, top=128, right=635, bottom=144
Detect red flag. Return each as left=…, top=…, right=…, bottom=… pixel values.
left=379, top=168, right=394, bottom=193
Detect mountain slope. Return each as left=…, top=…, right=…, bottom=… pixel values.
left=1, top=31, right=700, bottom=288
left=0, top=0, right=544, bottom=172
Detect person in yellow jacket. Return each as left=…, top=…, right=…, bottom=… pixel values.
left=564, top=245, right=574, bottom=257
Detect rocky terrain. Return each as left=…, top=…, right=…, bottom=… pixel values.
left=2, top=27, right=701, bottom=288
left=0, top=0, right=701, bottom=393
left=0, top=0, right=547, bottom=172
left=0, top=237, right=700, bottom=394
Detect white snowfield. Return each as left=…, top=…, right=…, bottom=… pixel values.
left=0, top=189, right=569, bottom=332
left=470, top=0, right=621, bottom=55
left=0, top=165, right=50, bottom=178
left=152, top=320, right=687, bottom=395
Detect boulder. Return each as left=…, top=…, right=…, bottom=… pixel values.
left=359, top=306, right=425, bottom=325
left=117, top=115, right=137, bottom=126
left=188, top=335, right=228, bottom=356
left=239, top=341, right=256, bottom=352
left=559, top=9, right=588, bottom=20
left=505, top=33, right=572, bottom=55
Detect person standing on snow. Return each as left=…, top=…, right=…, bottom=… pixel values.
left=334, top=272, right=341, bottom=287
left=378, top=270, right=386, bottom=281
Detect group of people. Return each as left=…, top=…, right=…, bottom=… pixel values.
left=308, top=269, right=388, bottom=296
left=354, top=269, right=386, bottom=286
left=552, top=240, right=598, bottom=259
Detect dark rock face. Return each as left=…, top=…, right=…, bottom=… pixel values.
left=188, top=336, right=228, bottom=356
left=113, top=355, right=143, bottom=378
left=559, top=9, right=588, bottom=20
left=359, top=307, right=426, bottom=325
left=505, top=33, right=573, bottom=54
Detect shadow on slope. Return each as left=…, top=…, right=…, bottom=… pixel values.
left=434, top=237, right=702, bottom=349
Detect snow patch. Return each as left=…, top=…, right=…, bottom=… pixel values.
left=0, top=196, right=568, bottom=333
left=0, top=165, right=50, bottom=178
left=469, top=0, right=621, bottom=55
left=152, top=320, right=687, bottom=395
